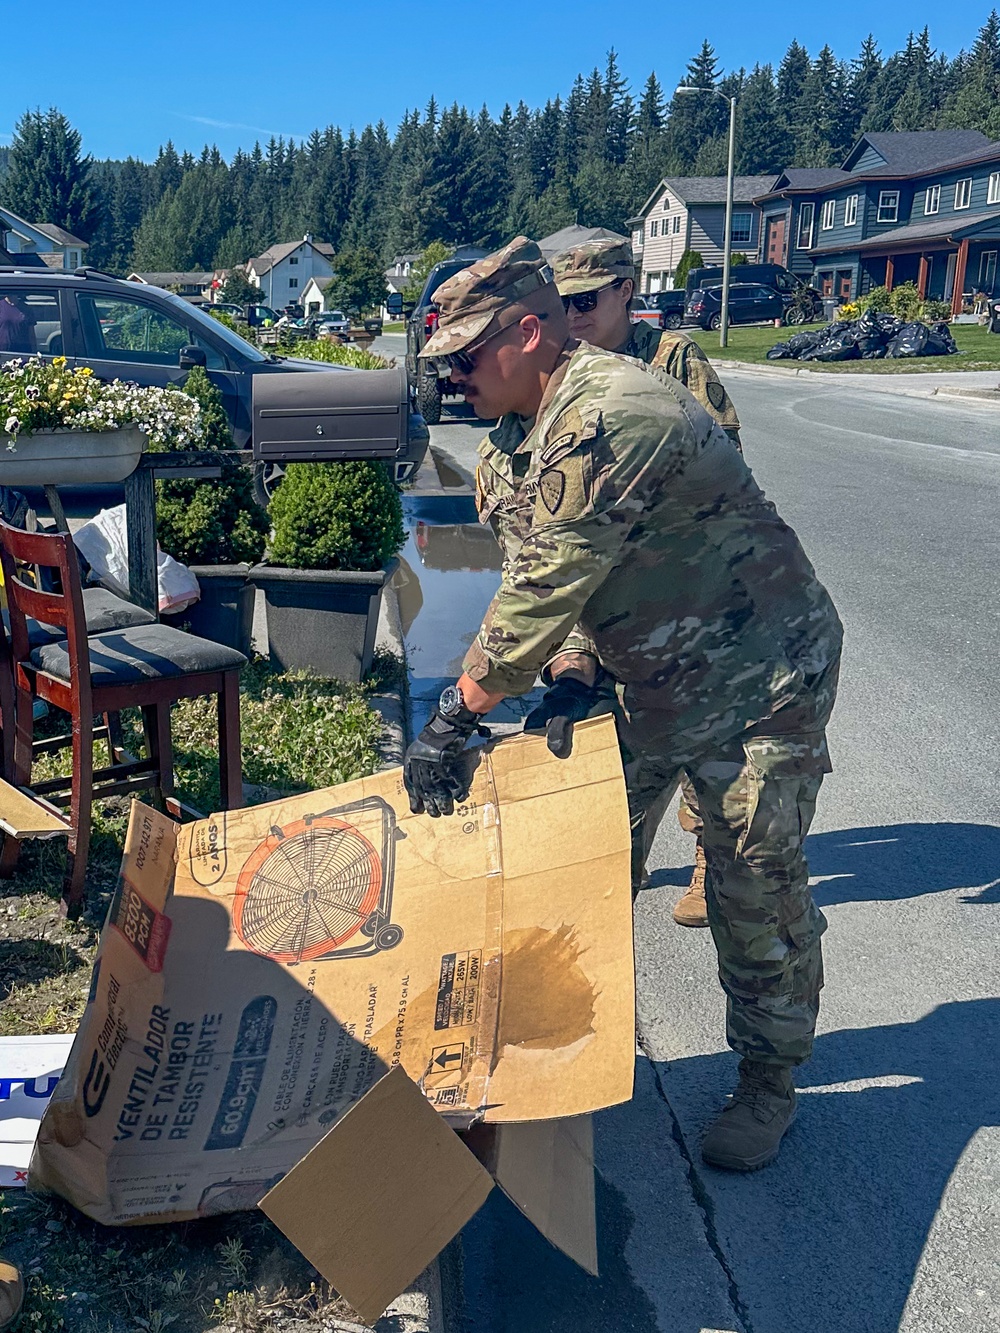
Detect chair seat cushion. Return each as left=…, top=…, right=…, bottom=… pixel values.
left=30, top=623, right=247, bottom=686
left=4, top=587, right=157, bottom=650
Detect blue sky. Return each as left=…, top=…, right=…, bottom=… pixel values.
left=1, top=0, right=992, bottom=161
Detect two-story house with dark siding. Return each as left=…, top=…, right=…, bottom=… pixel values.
left=754, top=131, right=1000, bottom=312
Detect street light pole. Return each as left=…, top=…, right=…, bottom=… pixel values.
left=720, top=93, right=736, bottom=349
left=675, top=84, right=738, bottom=349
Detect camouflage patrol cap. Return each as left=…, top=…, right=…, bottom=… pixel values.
left=419, top=236, right=554, bottom=358
left=552, top=238, right=635, bottom=295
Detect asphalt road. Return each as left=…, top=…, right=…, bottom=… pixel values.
left=407, top=362, right=1000, bottom=1333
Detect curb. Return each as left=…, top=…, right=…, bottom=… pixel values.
left=711, top=357, right=1000, bottom=401
left=371, top=577, right=409, bottom=767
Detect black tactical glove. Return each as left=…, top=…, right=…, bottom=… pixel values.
left=523, top=675, right=615, bottom=760
left=403, top=706, right=490, bottom=818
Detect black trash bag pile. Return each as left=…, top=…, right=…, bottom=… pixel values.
left=768, top=310, right=958, bottom=363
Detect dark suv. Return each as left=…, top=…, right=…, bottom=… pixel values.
left=685, top=283, right=792, bottom=331
left=0, top=267, right=429, bottom=496
left=404, top=250, right=488, bottom=424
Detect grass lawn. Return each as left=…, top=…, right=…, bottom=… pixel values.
left=381, top=321, right=405, bottom=333
left=0, top=656, right=397, bottom=1331
left=686, top=320, right=1000, bottom=373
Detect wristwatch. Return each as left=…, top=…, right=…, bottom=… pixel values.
left=438, top=684, right=468, bottom=718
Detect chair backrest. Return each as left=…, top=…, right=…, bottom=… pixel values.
left=0, top=519, right=90, bottom=702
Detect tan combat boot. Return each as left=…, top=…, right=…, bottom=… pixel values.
left=0, top=1257, right=24, bottom=1332
left=701, top=1059, right=797, bottom=1171
left=673, top=842, right=709, bottom=927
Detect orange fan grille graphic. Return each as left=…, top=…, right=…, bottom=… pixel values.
left=233, top=816, right=384, bottom=964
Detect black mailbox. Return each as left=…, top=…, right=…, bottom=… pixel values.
left=252, top=365, right=408, bottom=463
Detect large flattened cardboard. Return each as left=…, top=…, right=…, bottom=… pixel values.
left=30, top=717, right=634, bottom=1227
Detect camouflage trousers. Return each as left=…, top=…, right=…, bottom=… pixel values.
left=620, top=656, right=840, bottom=1067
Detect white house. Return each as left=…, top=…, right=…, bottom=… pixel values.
left=627, top=176, right=777, bottom=292
left=300, top=276, right=330, bottom=315
left=246, top=235, right=335, bottom=310
left=0, top=206, right=87, bottom=270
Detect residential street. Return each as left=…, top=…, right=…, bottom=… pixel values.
left=390, top=346, right=1000, bottom=1333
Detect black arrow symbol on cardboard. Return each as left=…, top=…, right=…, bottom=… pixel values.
left=434, top=1049, right=462, bottom=1069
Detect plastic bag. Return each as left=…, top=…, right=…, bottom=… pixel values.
left=802, top=332, right=860, bottom=362
left=72, top=505, right=201, bottom=615
left=766, top=343, right=792, bottom=360
left=786, top=330, right=824, bottom=356
left=886, top=322, right=928, bottom=358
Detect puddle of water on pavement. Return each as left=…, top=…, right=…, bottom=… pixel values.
left=395, top=494, right=542, bottom=733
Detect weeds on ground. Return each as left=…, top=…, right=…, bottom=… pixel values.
left=0, top=1191, right=365, bottom=1332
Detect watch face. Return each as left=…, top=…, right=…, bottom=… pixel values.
left=438, top=685, right=463, bottom=717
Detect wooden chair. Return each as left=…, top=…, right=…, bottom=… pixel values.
left=0, top=518, right=246, bottom=916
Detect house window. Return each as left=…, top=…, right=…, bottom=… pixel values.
left=925, top=184, right=940, bottom=215
left=979, top=250, right=998, bottom=291
left=288, top=278, right=298, bottom=289
left=289, top=256, right=299, bottom=265
left=989, top=173, right=1000, bottom=205
left=632, top=228, right=643, bottom=248
left=650, top=220, right=659, bottom=238
left=672, top=215, right=681, bottom=234
left=877, top=191, right=899, bottom=223
left=954, top=178, right=972, bottom=210
left=820, top=200, right=836, bottom=231
left=796, top=203, right=814, bottom=249
left=844, top=195, right=858, bottom=227
left=731, top=213, right=752, bottom=245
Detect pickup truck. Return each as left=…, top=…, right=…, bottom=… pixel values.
left=633, top=290, right=686, bottom=330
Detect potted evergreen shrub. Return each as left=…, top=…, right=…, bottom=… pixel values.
left=251, top=458, right=405, bottom=682
left=157, top=367, right=268, bottom=654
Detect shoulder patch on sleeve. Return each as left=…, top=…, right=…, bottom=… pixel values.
left=538, top=469, right=566, bottom=515
left=707, top=380, right=727, bottom=410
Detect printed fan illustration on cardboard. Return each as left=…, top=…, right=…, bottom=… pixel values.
left=232, top=798, right=402, bottom=964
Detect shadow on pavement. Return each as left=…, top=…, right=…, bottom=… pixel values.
left=646, top=821, right=1000, bottom=906
left=658, top=998, right=1000, bottom=1333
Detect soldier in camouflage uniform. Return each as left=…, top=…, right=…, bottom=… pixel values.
left=403, top=237, right=843, bottom=1171
left=551, top=237, right=746, bottom=928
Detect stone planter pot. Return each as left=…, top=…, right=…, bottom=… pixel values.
left=165, top=564, right=255, bottom=656
left=0, top=426, right=146, bottom=485
left=249, top=559, right=397, bottom=683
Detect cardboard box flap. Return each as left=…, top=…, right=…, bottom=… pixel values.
left=490, top=1115, right=598, bottom=1276
left=259, top=1066, right=494, bottom=1325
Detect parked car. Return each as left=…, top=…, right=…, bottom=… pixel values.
left=686, top=283, right=793, bottom=331
left=209, top=302, right=245, bottom=319
left=686, top=264, right=823, bottom=322
left=313, top=310, right=351, bottom=334
left=0, top=266, right=429, bottom=501
left=649, top=289, right=687, bottom=330
left=405, top=249, right=489, bottom=424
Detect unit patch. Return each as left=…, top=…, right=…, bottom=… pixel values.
left=538, top=469, right=566, bottom=515
left=706, top=380, right=727, bottom=411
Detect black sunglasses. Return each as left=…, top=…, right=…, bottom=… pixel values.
left=562, top=278, right=625, bottom=313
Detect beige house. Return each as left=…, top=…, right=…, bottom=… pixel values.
left=628, top=176, right=777, bottom=291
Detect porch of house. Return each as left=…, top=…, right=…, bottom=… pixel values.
left=860, top=236, right=1000, bottom=314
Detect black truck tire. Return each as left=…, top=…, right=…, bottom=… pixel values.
left=417, top=376, right=442, bottom=425
left=661, top=311, right=683, bottom=330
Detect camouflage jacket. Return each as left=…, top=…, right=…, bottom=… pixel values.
left=464, top=343, right=842, bottom=737
left=474, top=325, right=742, bottom=666
left=619, top=321, right=742, bottom=443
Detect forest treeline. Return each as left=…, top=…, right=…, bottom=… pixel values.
left=2, top=16, right=1000, bottom=275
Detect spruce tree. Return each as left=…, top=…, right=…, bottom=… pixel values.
left=5, top=108, right=100, bottom=240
